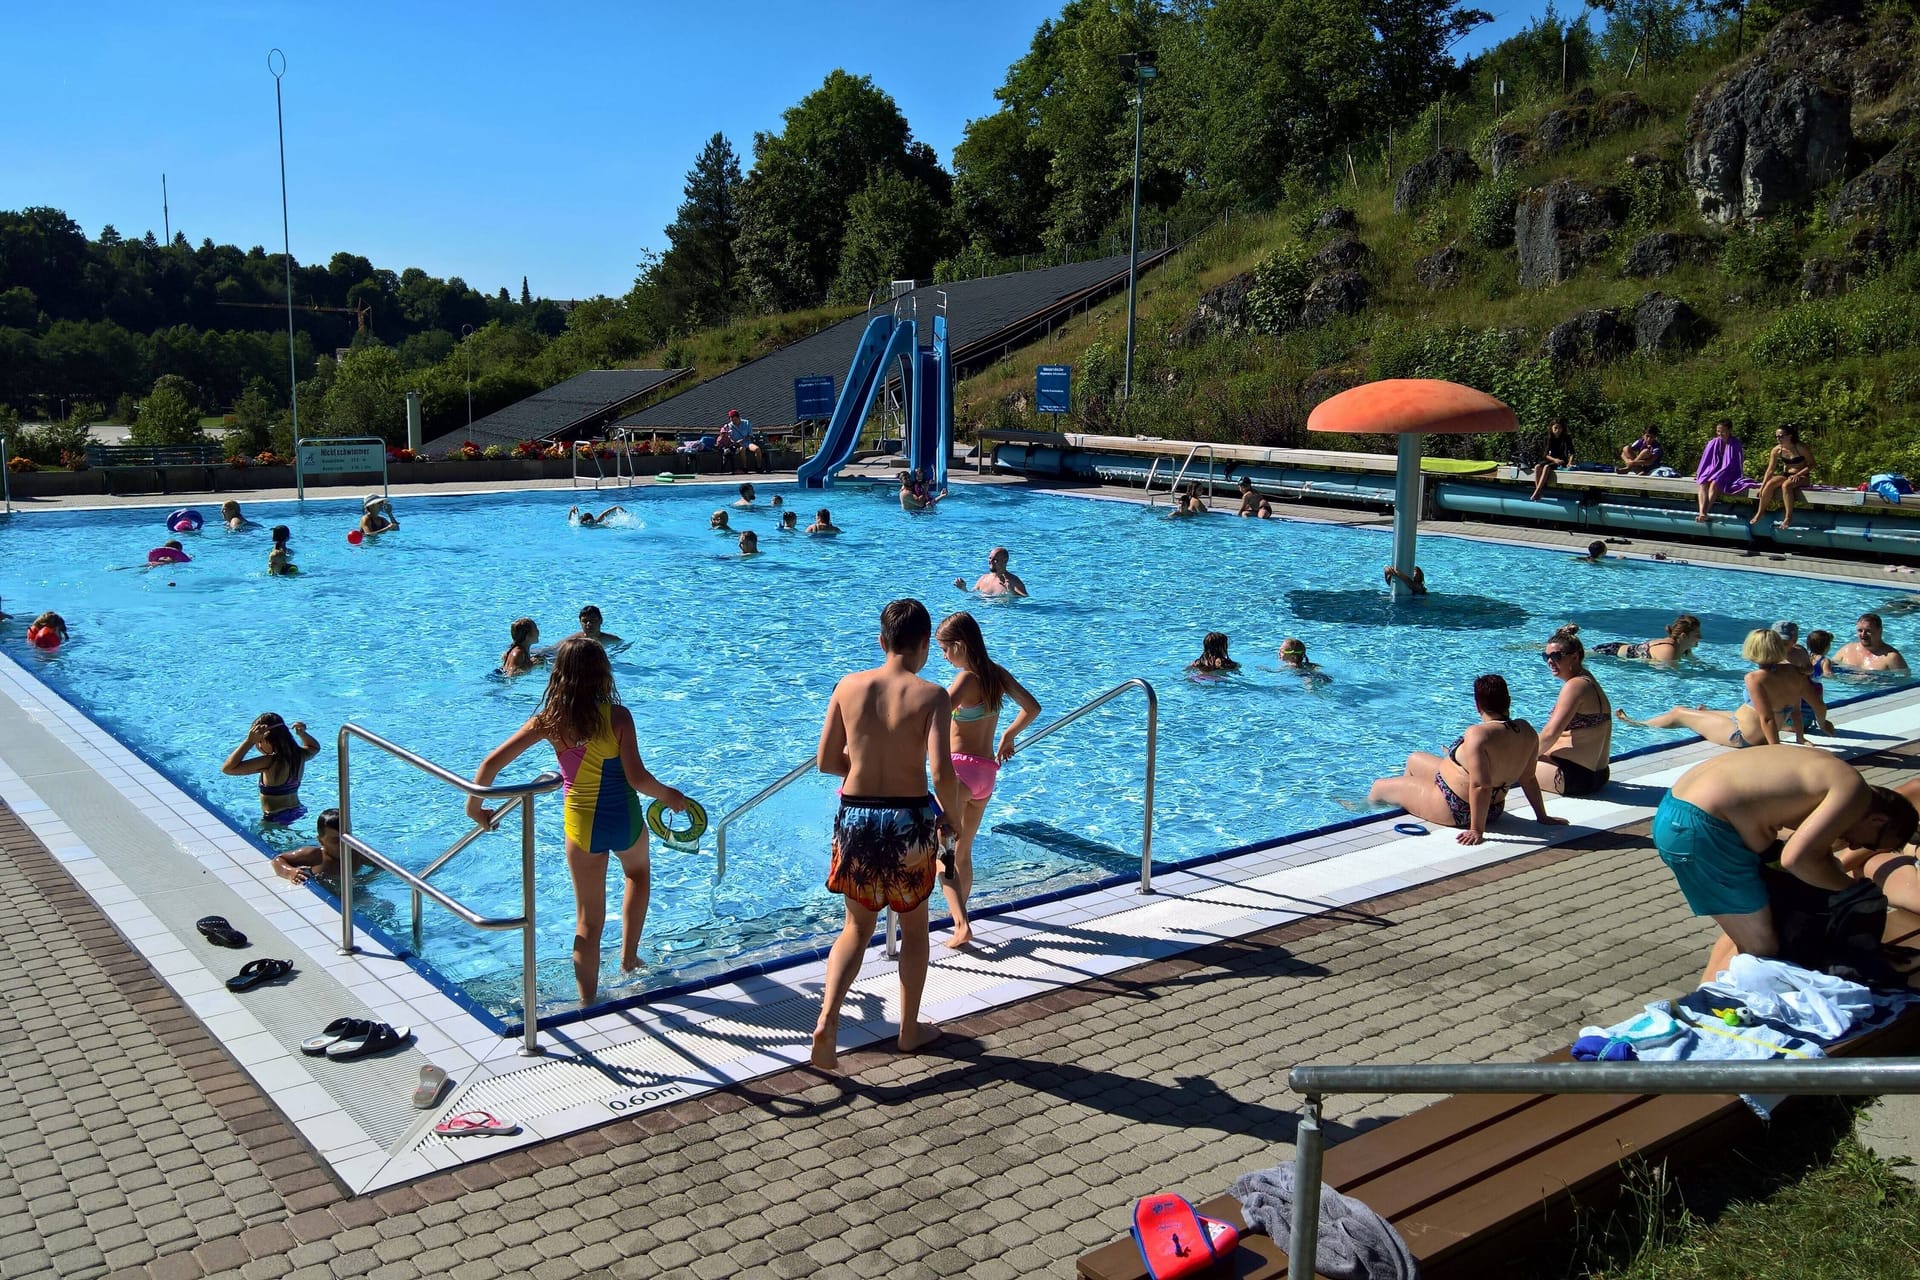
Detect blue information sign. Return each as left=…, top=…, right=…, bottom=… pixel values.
left=1035, top=365, right=1071, bottom=415
left=793, top=375, right=836, bottom=419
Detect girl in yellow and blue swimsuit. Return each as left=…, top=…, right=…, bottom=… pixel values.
left=467, top=636, right=690, bottom=1005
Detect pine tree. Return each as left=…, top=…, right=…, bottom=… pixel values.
left=520, top=276, right=531, bottom=306
left=643, top=133, right=744, bottom=328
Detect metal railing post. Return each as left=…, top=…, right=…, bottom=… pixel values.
left=1139, top=685, right=1157, bottom=894
left=1290, top=1094, right=1324, bottom=1276
left=885, top=908, right=899, bottom=959
left=337, top=731, right=357, bottom=955
left=521, top=791, right=539, bottom=1055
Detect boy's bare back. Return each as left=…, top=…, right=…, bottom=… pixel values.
left=828, top=666, right=949, bottom=797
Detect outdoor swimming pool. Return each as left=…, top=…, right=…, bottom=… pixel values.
left=0, top=483, right=1908, bottom=1016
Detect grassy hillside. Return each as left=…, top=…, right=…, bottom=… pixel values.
left=953, top=27, right=1920, bottom=486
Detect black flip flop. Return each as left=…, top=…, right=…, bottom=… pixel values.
left=226, top=957, right=293, bottom=992
left=326, top=1022, right=411, bottom=1061
left=301, top=1017, right=374, bottom=1056
left=196, top=916, right=249, bottom=948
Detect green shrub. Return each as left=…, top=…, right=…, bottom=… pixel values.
left=1720, top=218, right=1799, bottom=282
left=1618, top=159, right=1678, bottom=239
left=1749, top=282, right=1920, bottom=365
left=1246, top=244, right=1312, bottom=336
left=1468, top=171, right=1518, bottom=248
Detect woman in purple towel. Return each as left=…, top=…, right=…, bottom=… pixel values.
left=1692, top=418, right=1749, bottom=522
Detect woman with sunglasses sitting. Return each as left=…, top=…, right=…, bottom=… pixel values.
left=1535, top=624, right=1613, bottom=796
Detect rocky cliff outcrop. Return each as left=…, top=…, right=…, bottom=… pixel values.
left=1620, top=231, right=1713, bottom=278
left=1540, top=309, right=1632, bottom=366
left=1394, top=147, right=1480, bottom=213
left=1415, top=246, right=1468, bottom=290
left=1634, top=293, right=1706, bottom=355
left=1516, top=181, right=1626, bottom=287
left=1170, top=271, right=1254, bottom=347
left=1301, top=271, right=1368, bottom=326
left=1685, top=21, right=1852, bottom=222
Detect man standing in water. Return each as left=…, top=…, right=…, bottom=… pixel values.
left=811, top=599, right=963, bottom=1071
left=1834, top=613, right=1910, bottom=674
left=955, top=546, right=1028, bottom=597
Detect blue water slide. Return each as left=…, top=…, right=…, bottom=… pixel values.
left=908, top=313, right=952, bottom=492
left=799, top=314, right=911, bottom=489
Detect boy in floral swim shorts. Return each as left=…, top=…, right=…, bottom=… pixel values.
left=810, top=599, right=963, bottom=1071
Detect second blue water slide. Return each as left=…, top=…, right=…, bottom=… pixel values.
left=799, top=314, right=916, bottom=489
left=908, top=313, right=952, bottom=492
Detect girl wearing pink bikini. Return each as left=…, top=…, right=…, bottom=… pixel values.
left=934, top=612, right=1042, bottom=949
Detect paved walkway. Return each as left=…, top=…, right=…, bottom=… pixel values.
left=4, top=790, right=1728, bottom=1280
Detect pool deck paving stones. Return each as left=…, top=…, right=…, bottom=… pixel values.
left=8, top=472, right=1920, bottom=1277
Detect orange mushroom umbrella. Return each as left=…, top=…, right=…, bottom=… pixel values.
left=1307, top=379, right=1519, bottom=598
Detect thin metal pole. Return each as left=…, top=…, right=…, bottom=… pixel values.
left=336, top=729, right=357, bottom=955
left=1139, top=684, right=1157, bottom=894
left=1390, top=433, right=1423, bottom=600
left=521, top=794, right=540, bottom=1055
left=461, top=324, right=474, bottom=430
left=1289, top=1094, right=1324, bottom=1275
left=1122, top=79, right=1144, bottom=406
left=269, top=50, right=303, bottom=500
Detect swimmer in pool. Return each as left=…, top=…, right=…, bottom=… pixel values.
left=360, top=495, right=399, bottom=535
left=222, top=711, right=321, bottom=827
left=899, top=472, right=929, bottom=512
left=935, top=611, right=1042, bottom=948
left=738, top=530, right=760, bottom=556
left=779, top=510, right=798, bottom=531
left=710, top=509, right=732, bottom=532
left=772, top=495, right=784, bottom=510
left=955, top=546, right=1027, bottom=597
left=570, top=505, right=627, bottom=527
left=1616, top=627, right=1832, bottom=748
left=734, top=483, right=757, bottom=508
left=500, top=617, right=543, bottom=676
left=28, top=611, right=68, bottom=644
left=1383, top=564, right=1428, bottom=595
left=1580, top=540, right=1607, bottom=562
left=267, top=525, right=298, bottom=576
left=220, top=500, right=255, bottom=531
left=1189, top=631, right=1241, bottom=673
left=270, top=808, right=366, bottom=885
left=575, top=605, right=623, bottom=647
left=1592, top=614, right=1702, bottom=664
left=806, top=508, right=840, bottom=536
left=1279, top=637, right=1324, bottom=677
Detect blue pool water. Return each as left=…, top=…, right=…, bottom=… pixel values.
left=0, top=483, right=1908, bottom=1015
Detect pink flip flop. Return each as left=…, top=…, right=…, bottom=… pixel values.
left=433, top=1110, right=520, bottom=1138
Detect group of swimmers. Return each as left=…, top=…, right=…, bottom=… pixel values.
left=499, top=605, right=622, bottom=676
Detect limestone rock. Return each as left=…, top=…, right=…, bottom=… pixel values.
left=1540, top=309, right=1632, bottom=366
left=1394, top=147, right=1481, bottom=213
left=1634, top=292, right=1706, bottom=355
left=1620, top=232, right=1712, bottom=278
left=1516, top=180, right=1626, bottom=287
left=1768, top=3, right=1911, bottom=104
left=1415, top=246, right=1469, bottom=290
left=1300, top=271, right=1368, bottom=327
left=1536, top=106, right=1591, bottom=155
left=1685, top=40, right=1851, bottom=222
left=1485, top=128, right=1528, bottom=176
left=1596, top=92, right=1654, bottom=137
left=1828, top=135, right=1918, bottom=224
left=1311, top=235, right=1372, bottom=272
left=1312, top=206, right=1358, bottom=234
left=1799, top=256, right=1855, bottom=298
left=1170, top=270, right=1254, bottom=347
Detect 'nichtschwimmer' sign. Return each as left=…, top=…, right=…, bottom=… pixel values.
left=298, top=440, right=387, bottom=475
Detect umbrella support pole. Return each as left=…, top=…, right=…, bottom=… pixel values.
left=1390, top=433, right=1424, bottom=600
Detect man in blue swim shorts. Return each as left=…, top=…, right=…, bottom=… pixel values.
left=1656, top=745, right=1917, bottom=982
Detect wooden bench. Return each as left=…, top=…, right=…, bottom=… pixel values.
left=84, top=443, right=225, bottom=496
left=1076, top=1006, right=1920, bottom=1280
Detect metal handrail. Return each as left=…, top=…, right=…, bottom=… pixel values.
left=710, top=675, right=1159, bottom=893
left=1169, top=444, right=1217, bottom=509
left=1143, top=457, right=1164, bottom=506
left=1282, top=1058, right=1920, bottom=1274
left=336, top=723, right=561, bottom=1055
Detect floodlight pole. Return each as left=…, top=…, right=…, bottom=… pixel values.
left=1121, top=58, right=1153, bottom=407
left=269, top=49, right=303, bottom=500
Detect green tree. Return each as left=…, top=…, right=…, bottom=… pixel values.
left=645, top=133, right=746, bottom=330
left=832, top=171, right=951, bottom=302
left=129, top=374, right=205, bottom=445
left=228, top=383, right=274, bottom=454
left=951, top=111, right=1055, bottom=256
left=1364, top=0, right=1492, bottom=123
left=520, top=276, right=531, bottom=306
left=317, top=344, right=407, bottom=442
left=735, top=72, right=949, bottom=310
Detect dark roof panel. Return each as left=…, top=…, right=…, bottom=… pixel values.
left=422, top=368, right=686, bottom=453
left=616, top=255, right=1147, bottom=432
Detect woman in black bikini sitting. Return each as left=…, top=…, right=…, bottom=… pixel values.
left=1534, top=624, right=1613, bottom=796
left=222, top=711, right=321, bottom=827
left=1749, top=426, right=1815, bottom=530
left=1592, top=613, right=1701, bottom=664
left=1368, top=674, right=1567, bottom=845
left=1616, top=627, right=1834, bottom=748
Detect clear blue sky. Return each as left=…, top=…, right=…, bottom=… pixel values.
left=2, top=0, right=1553, bottom=302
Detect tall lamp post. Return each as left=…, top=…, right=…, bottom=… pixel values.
left=268, top=49, right=302, bottom=497
left=1119, top=50, right=1157, bottom=407
left=461, top=324, right=474, bottom=430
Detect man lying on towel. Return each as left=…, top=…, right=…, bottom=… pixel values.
left=1654, top=746, right=1918, bottom=983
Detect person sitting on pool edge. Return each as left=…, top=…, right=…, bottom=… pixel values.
left=575, top=605, right=623, bottom=647
left=500, top=617, right=542, bottom=676
left=956, top=546, right=1027, bottom=597
left=570, top=505, right=627, bottom=527
left=1235, top=477, right=1261, bottom=517
left=1368, top=674, right=1567, bottom=846
left=1618, top=426, right=1663, bottom=475
left=1654, top=747, right=1917, bottom=984
left=268, top=525, right=297, bottom=576
left=1616, top=627, right=1832, bottom=748
left=270, top=808, right=365, bottom=885
left=738, top=530, right=759, bottom=557
left=222, top=711, right=322, bottom=827
left=1383, top=563, right=1427, bottom=595
left=360, top=495, right=398, bottom=535
left=1188, top=632, right=1240, bottom=673
left=806, top=508, right=840, bottom=536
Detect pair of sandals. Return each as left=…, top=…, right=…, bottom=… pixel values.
left=300, top=1017, right=412, bottom=1061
